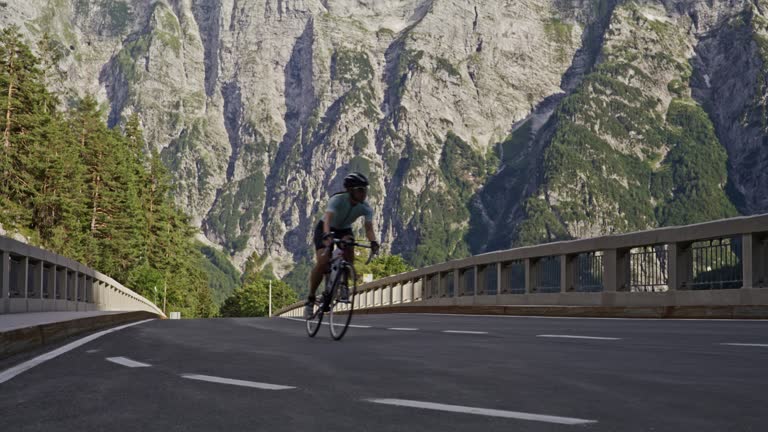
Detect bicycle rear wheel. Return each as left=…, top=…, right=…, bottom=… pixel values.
left=329, top=265, right=356, bottom=341
left=306, top=299, right=324, bottom=337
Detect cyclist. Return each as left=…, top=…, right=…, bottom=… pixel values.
left=305, top=172, right=380, bottom=318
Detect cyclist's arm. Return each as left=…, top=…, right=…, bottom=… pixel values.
left=323, top=211, right=333, bottom=238
left=364, top=221, right=376, bottom=243
left=363, top=204, right=376, bottom=243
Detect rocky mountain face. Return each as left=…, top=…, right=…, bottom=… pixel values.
left=3, top=0, right=767, bottom=276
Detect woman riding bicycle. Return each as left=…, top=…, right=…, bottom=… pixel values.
left=305, top=172, right=380, bottom=318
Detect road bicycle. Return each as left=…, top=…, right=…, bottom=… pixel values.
left=306, top=238, right=376, bottom=340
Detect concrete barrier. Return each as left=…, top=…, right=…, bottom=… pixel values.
left=0, top=311, right=160, bottom=360
left=277, top=214, right=768, bottom=318
left=0, top=235, right=164, bottom=317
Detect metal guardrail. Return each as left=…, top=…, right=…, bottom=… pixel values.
left=277, top=214, right=768, bottom=317
left=0, top=235, right=165, bottom=316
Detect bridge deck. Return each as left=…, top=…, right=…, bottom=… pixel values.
left=1, top=314, right=766, bottom=431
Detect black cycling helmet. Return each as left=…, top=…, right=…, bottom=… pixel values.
left=343, top=172, right=369, bottom=188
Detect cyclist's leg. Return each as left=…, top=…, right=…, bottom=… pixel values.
left=336, top=234, right=354, bottom=301
left=341, top=233, right=355, bottom=281
left=309, top=248, right=330, bottom=299
left=308, top=221, right=331, bottom=303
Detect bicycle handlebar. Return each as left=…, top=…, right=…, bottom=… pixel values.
left=321, top=236, right=379, bottom=264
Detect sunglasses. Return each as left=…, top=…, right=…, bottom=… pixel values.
left=352, top=186, right=368, bottom=192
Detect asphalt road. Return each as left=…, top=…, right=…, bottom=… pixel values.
left=1, top=313, right=767, bottom=431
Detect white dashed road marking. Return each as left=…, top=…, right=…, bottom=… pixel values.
left=537, top=334, right=620, bottom=341
left=364, top=398, right=597, bottom=425
left=387, top=328, right=419, bottom=331
left=720, top=343, right=768, bottom=347
left=442, top=330, right=488, bottom=335
left=181, top=374, right=295, bottom=390
left=0, top=319, right=154, bottom=385
left=106, top=357, right=151, bottom=368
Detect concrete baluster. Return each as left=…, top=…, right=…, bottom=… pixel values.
left=1, top=251, right=8, bottom=314
left=668, top=242, right=692, bottom=291
left=524, top=258, right=534, bottom=294
left=742, top=233, right=766, bottom=289
left=561, top=254, right=574, bottom=293
left=497, top=262, right=504, bottom=295
left=453, top=269, right=460, bottom=298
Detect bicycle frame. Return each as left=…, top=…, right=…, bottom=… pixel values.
left=306, top=237, right=376, bottom=339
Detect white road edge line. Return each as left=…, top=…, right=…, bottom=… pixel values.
left=282, top=317, right=371, bottom=328
left=106, top=356, right=151, bottom=368
left=720, top=343, right=768, bottom=347
left=364, top=398, right=597, bottom=425
left=0, top=319, right=155, bottom=385
left=181, top=374, right=295, bottom=390
left=442, top=330, right=489, bottom=335
left=410, top=312, right=768, bottom=322
left=537, top=334, right=620, bottom=341
left=387, top=327, right=419, bottom=331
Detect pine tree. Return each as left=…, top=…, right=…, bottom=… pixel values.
left=0, top=25, right=55, bottom=231
left=0, top=33, right=214, bottom=317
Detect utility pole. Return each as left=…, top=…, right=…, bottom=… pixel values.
left=163, top=280, right=167, bottom=315
left=269, top=280, right=272, bottom=317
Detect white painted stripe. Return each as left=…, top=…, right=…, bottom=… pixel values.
left=387, top=327, right=419, bottom=331
left=106, top=356, right=151, bottom=368
left=282, top=317, right=372, bottom=329
left=442, top=330, right=488, bottom=335
left=283, top=317, right=370, bottom=327
left=0, top=319, right=154, bottom=384
left=365, top=399, right=597, bottom=425
left=412, top=312, right=768, bottom=322
left=181, top=374, right=295, bottom=390
left=537, top=334, right=620, bottom=341
left=720, top=343, right=768, bottom=347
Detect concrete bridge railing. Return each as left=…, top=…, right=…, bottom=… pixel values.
left=278, top=214, right=768, bottom=317
left=0, top=235, right=165, bottom=317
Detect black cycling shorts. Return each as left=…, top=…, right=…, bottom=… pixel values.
left=313, top=220, right=353, bottom=251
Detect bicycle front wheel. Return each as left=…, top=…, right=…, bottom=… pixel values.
left=329, top=265, right=356, bottom=341
left=306, top=299, right=324, bottom=337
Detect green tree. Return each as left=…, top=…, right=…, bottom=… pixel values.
left=354, top=254, right=413, bottom=282
left=242, top=251, right=276, bottom=286
left=0, top=33, right=215, bottom=318
left=220, top=278, right=297, bottom=317
left=0, top=25, right=57, bottom=232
